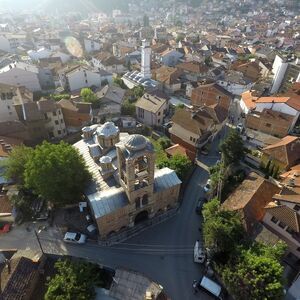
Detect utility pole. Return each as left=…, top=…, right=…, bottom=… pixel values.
left=34, top=229, right=44, bottom=255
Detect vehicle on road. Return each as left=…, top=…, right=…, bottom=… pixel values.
left=194, top=240, right=206, bottom=263
left=236, top=123, right=244, bottom=133
left=204, top=179, right=211, bottom=193
left=0, top=223, right=10, bottom=234
left=195, top=197, right=207, bottom=214
left=63, top=232, right=86, bottom=244
left=198, top=275, right=224, bottom=299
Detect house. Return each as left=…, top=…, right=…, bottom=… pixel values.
left=176, top=61, right=209, bottom=81
left=0, top=33, right=26, bottom=53
left=168, top=107, right=216, bottom=161
left=0, top=62, right=41, bottom=92
left=191, top=82, right=233, bottom=110
left=0, top=83, right=34, bottom=122
left=261, top=136, right=300, bottom=171
left=135, top=90, right=169, bottom=127
left=153, top=66, right=183, bottom=94
left=58, top=99, right=92, bottom=132
left=263, top=187, right=300, bottom=258
left=0, top=255, right=40, bottom=300
left=84, top=38, right=101, bottom=53
left=254, top=96, right=300, bottom=131
left=158, top=48, right=184, bottom=67
left=37, top=99, right=67, bottom=139
left=222, top=172, right=280, bottom=233
left=0, top=136, right=23, bottom=158
left=74, top=123, right=181, bottom=239
left=0, top=121, right=30, bottom=144
left=27, top=47, right=52, bottom=61
left=217, top=70, right=254, bottom=95
left=165, top=144, right=189, bottom=159
left=240, top=90, right=259, bottom=114
left=231, top=60, right=261, bottom=82
left=94, top=84, right=126, bottom=121
left=92, top=52, right=125, bottom=74
left=58, top=65, right=103, bottom=92
left=14, top=102, right=49, bottom=143
left=245, top=109, right=294, bottom=138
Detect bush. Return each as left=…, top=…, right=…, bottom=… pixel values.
left=157, top=137, right=171, bottom=150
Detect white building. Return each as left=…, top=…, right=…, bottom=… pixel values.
left=0, top=62, right=41, bottom=92
left=270, top=55, right=289, bottom=94
left=0, top=34, right=26, bottom=53
left=159, top=49, right=184, bottom=67
left=0, top=83, right=21, bottom=122
left=84, top=38, right=101, bottom=53
left=59, top=65, right=103, bottom=92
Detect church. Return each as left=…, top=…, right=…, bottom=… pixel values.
left=74, top=122, right=182, bottom=239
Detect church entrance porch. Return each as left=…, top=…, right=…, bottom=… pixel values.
left=134, top=210, right=149, bottom=225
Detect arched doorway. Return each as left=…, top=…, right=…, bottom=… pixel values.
left=134, top=210, right=149, bottom=225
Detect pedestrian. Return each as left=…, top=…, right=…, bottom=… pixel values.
left=193, top=280, right=198, bottom=294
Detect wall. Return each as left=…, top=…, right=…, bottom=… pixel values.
left=67, top=70, right=101, bottom=92
left=255, top=102, right=297, bottom=116
left=84, top=39, right=101, bottom=53
left=270, top=56, right=288, bottom=94
left=44, top=108, right=67, bottom=138
left=0, top=88, right=19, bottom=122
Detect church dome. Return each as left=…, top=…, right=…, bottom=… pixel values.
left=99, top=155, right=112, bottom=164
left=97, top=122, right=119, bottom=137
left=124, top=134, right=148, bottom=151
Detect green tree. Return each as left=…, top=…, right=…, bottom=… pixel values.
left=51, top=94, right=71, bottom=101
left=204, top=56, right=213, bottom=67
left=132, top=85, right=145, bottom=100
left=24, top=141, right=91, bottom=207
left=157, top=137, right=171, bottom=150
left=175, top=34, right=185, bottom=43
left=45, top=260, right=97, bottom=300
left=202, top=198, right=245, bottom=259
left=2, top=145, right=33, bottom=184
left=113, top=76, right=128, bottom=89
left=121, top=100, right=136, bottom=116
left=80, top=88, right=99, bottom=108
left=157, top=153, right=192, bottom=180
left=221, top=244, right=286, bottom=300
left=220, top=130, right=246, bottom=166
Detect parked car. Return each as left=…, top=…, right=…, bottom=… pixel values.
left=86, top=224, right=97, bottom=235
left=236, top=123, right=244, bottom=133
left=63, top=232, right=86, bottom=244
left=204, top=179, right=211, bottom=193
left=194, top=240, right=206, bottom=263
left=195, top=197, right=207, bottom=214
left=0, top=223, right=10, bottom=234
left=197, top=275, right=225, bottom=299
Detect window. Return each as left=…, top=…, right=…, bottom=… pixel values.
left=63, top=129, right=66, bottom=133
left=190, top=136, right=193, bottom=141
left=158, top=119, right=160, bottom=124
left=58, top=110, right=61, bottom=115
left=55, top=120, right=59, bottom=125
left=85, top=79, right=88, bottom=84
left=193, top=138, right=196, bottom=143
left=158, top=112, right=161, bottom=116
left=142, top=194, right=148, bottom=206
left=294, top=205, right=300, bottom=211
left=61, top=119, right=64, bottom=123
left=138, top=107, right=144, bottom=119
left=286, top=227, right=295, bottom=235
left=44, top=113, right=48, bottom=120
left=135, top=197, right=141, bottom=209
left=7, top=105, right=10, bottom=110
left=297, top=247, right=300, bottom=252
left=265, top=123, right=271, bottom=128
left=58, top=130, right=61, bottom=135
left=53, top=111, right=57, bottom=116
left=271, top=216, right=278, bottom=224
left=278, top=221, right=286, bottom=229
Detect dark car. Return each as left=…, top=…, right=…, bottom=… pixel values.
left=195, top=197, right=207, bottom=214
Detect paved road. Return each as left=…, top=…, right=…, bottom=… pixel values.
left=1, top=132, right=224, bottom=300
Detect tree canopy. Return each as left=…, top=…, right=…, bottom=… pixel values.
left=45, top=259, right=109, bottom=300
left=80, top=88, right=99, bottom=108
left=219, top=129, right=246, bottom=166
left=23, top=141, right=91, bottom=206
left=221, top=243, right=286, bottom=300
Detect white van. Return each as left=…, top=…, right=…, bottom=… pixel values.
left=194, top=240, right=206, bottom=263
left=198, top=276, right=224, bottom=299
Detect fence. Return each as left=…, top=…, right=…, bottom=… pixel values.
left=98, top=208, right=178, bottom=246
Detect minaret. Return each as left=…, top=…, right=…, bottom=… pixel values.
left=141, top=39, right=151, bottom=79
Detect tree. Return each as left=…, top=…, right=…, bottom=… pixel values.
left=204, top=56, right=213, bottom=67
left=219, top=130, right=246, bottom=166
left=2, top=145, right=33, bottom=184
left=80, top=88, right=99, bottom=108
left=157, top=137, right=171, bottom=150
left=45, top=260, right=100, bottom=300
left=113, top=76, right=128, bottom=89
left=157, top=153, right=192, bottom=180
left=24, top=141, right=91, bottom=207
left=221, top=243, right=286, bottom=300
left=132, top=85, right=145, bottom=100
left=121, top=100, right=136, bottom=116
left=175, top=34, right=185, bottom=43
